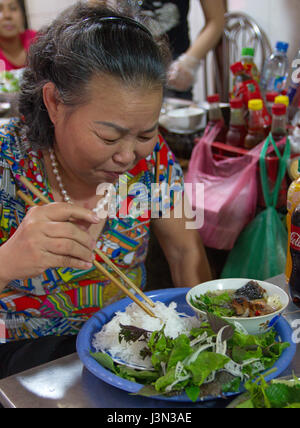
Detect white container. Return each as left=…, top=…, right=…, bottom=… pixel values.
left=186, top=278, right=289, bottom=336
left=166, top=106, right=205, bottom=131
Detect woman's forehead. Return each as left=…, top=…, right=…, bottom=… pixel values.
left=86, top=74, right=163, bottom=104
left=0, top=0, right=20, bottom=7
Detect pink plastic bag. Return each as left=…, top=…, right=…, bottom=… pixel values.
left=185, top=123, right=262, bottom=250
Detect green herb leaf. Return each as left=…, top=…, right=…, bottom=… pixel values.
left=185, top=385, right=201, bottom=402
left=90, top=351, right=117, bottom=374
left=186, top=352, right=229, bottom=387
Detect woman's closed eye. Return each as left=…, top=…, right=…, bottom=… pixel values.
left=138, top=135, right=156, bottom=142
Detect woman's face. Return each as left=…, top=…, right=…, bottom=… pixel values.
left=50, top=75, right=163, bottom=188
left=0, top=0, right=24, bottom=39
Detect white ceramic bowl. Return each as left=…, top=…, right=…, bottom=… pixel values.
left=166, top=106, right=206, bottom=131
left=186, top=278, right=290, bottom=335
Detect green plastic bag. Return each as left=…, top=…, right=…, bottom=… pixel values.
left=221, top=134, right=290, bottom=281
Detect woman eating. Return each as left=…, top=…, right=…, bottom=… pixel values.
left=0, top=1, right=211, bottom=378
left=0, top=0, right=36, bottom=71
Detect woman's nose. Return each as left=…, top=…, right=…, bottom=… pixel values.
left=113, top=142, right=136, bottom=167
left=1, top=7, right=13, bottom=19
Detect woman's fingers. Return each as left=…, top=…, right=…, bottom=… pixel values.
left=45, top=221, right=96, bottom=251
left=30, top=202, right=100, bottom=224
left=44, top=237, right=95, bottom=264
left=48, top=252, right=94, bottom=271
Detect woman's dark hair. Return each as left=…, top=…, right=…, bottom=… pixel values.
left=18, top=0, right=29, bottom=30
left=19, top=1, right=171, bottom=150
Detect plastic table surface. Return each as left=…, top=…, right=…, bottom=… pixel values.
left=0, top=275, right=299, bottom=409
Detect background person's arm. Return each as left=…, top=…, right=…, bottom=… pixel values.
left=168, top=0, right=225, bottom=91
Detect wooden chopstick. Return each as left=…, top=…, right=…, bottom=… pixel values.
left=16, top=178, right=157, bottom=318
left=94, top=247, right=156, bottom=308
left=16, top=174, right=52, bottom=205
left=93, top=260, right=156, bottom=318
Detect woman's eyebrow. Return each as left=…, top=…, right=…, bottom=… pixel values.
left=94, top=121, right=128, bottom=134
left=94, top=121, right=159, bottom=134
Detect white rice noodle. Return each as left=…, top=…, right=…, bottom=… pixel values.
left=92, top=301, right=199, bottom=368
left=190, top=332, right=208, bottom=347
left=216, top=326, right=228, bottom=355
left=203, top=371, right=216, bottom=384
left=186, top=341, right=215, bottom=365
left=233, top=321, right=249, bottom=336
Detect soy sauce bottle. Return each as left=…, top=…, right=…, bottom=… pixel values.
left=226, top=98, right=247, bottom=147
left=206, top=94, right=227, bottom=142
left=244, top=99, right=266, bottom=149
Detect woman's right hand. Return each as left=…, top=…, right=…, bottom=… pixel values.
left=0, top=202, right=100, bottom=287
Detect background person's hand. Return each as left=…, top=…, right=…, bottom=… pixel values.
left=167, top=54, right=202, bottom=92
left=0, top=202, right=100, bottom=285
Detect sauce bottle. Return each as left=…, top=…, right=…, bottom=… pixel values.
left=271, top=103, right=287, bottom=142
left=266, top=91, right=279, bottom=114
left=241, top=47, right=260, bottom=82
left=244, top=99, right=266, bottom=149
left=206, top=94, right=227, bottom=142
left=275, top=94, right=289, bottom=108
left=230, top=61, right=252, bottom=99
left=226, top=98, right=247, bottom=147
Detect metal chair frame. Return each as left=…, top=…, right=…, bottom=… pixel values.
left=202, top=11, right=272, bottom=102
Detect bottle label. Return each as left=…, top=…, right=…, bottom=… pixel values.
left=290, top=224, right=300, bottom=251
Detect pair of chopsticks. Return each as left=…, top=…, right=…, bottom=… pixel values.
left=16, top=174, right=157, bottom=318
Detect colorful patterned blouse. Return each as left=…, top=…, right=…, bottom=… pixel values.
left=0, top=119, right=184, bottom=341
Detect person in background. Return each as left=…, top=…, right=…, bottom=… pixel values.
left=91, top=0, right=225, bottom=99
left=139, top=0, right=226, bottom=98
left=0, top=0, right=36, bottom=71
left=0, top=2, right=211, bottom=379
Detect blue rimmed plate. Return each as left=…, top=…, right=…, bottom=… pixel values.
left=76, top=288, right=296, bottom=402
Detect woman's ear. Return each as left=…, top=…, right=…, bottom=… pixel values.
left=42, top=82, right=62, bottom=125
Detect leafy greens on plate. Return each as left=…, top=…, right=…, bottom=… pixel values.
left=90, top=314, right=290, bottom=402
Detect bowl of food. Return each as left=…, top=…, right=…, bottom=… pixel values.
left=186, top=278, right=289, bottom=335
left=165, top=106, right=206, bottom=131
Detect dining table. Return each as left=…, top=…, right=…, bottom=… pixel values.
left=0, top=274, right=299, bottom=409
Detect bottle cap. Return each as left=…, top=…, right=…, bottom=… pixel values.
left=272, top=103, right=287, bottom=116
left=230, top=61, right=244, bottom=75
left=275, top=95, right=289, bottom=107
left=230, top=98, right=243, bottom=109
left=248, top=99, right=263, bottom=111
left=276, top=41, right=289, bottom=53
left=241, top=47, right=255, bottom=57
left=266, top=91, right=279, bottom=102
left=207, top=94, right=220, bottom=103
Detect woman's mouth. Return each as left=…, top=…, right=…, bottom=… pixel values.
left=103, top=171, right=124, bottom=181
left=2, top=24, right=16, bottom=31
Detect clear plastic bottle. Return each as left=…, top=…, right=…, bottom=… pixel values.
left=286, top=160, right=300, bottom=284
left=260, top=41, right=290, bottom=96
left=244, top=99, right=266, bottom=149
left=241, top=47, right=260, bottom=82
